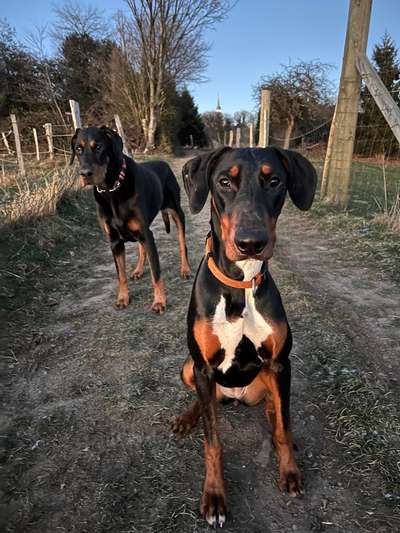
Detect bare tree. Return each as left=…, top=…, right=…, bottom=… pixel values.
left=25, top=25, right=68, bottom=126
left=121, top=0, right=232, bottom=151
left=51, top=1, right=110, bottom=43
left=233, top=110, right=256, bottom=126
left=254, top=60, right=334, bottom=148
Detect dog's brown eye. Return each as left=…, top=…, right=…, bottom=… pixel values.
left=76, top=146, right=83, bottom=154
left=269, top=176, right=280, bottom=187
left=219, top=177, right=231, bottom=189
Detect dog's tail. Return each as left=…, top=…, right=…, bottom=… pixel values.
left=162, top=210, right=171, bottom=234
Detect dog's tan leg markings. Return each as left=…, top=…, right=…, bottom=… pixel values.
left=173, top=358, right=224, bottom=438
left=113, top=245, right=130, bottom=309
left=102, top=221, right=111, bottom=236
left=169, top=209, right=191, bottom=278
left=197, top=371, right=226, bottom=528
left=151, top=276, right=166, bottom=314
left=261, top=368, right=303, bottom=496
left=131, top=242, right=146, bottom=279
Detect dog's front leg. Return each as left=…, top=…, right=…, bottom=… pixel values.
left=194, top=365, right=226, bottom=528
left=262, top=359, right=303, bottom=496
left=111, top=240, right=130, bottom=309
left=142, top=229, right=166, bottom=314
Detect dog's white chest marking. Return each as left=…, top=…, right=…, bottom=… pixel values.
left=212, top=260, right=273, bottom=374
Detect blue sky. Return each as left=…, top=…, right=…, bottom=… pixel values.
left=2, top=0, right=400, bottom=115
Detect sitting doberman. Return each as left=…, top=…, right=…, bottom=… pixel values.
left=70, top=126, right=190, bottom=313
left=173, top=147, right=317, bottom=527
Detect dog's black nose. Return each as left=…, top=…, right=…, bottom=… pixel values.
left=235, top=234, right=268, bottom=256
left=80, top=169, right=93, bottom=177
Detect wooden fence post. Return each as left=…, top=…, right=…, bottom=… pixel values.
left=236, top=127, right=241, bottom=148
left=321, top=0, right=372, bottom=206
left=44, top=123, right=54, bottom=160
left=10, top=114, right=25, bottom=177
left=249, top=123, right=254, bottom=147
left=69, top=100, right=82, bottom=130
left=33, top=128, right=40, bottom=161
left=2, top=132, right=12, bottom=154
left=228, top=129, right=234, bottom=147
left=114, top=114, right=129, bottom=155
left=258, top=87, right=271, bottom=148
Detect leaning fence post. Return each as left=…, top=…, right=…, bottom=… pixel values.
left=228, top=129, right=234, bottom=147
left=2, top=132, right=12, bottom=154
left=114, top=114, right=129, bottom=155
left=69, top=99, right=82, bottom=130
left=44, top=123, right=54, bottom=160
left=10, top=114, right=25, bottom=177
left=33, top=128, right=40, bottom=161
left=236, top=127, right=241, bottom=148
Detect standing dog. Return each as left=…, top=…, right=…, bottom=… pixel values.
left=173, top=147, right=317, bottom=526
left=70, top=126, right=190, bottom=313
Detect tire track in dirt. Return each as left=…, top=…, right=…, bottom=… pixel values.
left=1, top=156, right=398, bottom=533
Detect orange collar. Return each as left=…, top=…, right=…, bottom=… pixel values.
left=205, top=236, right=265, bottom=291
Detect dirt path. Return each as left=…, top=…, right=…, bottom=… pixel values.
left=1, top=156, right=399, bottom=533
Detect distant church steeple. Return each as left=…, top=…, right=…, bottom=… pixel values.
left=216, top=94, right=222, bottom=113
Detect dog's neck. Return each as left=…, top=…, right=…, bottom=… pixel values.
left=104, top=157, right=126, bottom=189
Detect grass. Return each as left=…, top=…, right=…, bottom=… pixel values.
left=307, top=157, right=400, bottom=285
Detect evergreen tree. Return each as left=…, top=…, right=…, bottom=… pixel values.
left=175, top=89, right=206, bottom=147
left=357, top=32, right=400, bottom=156
left=59, top=32, right=113, bottom=116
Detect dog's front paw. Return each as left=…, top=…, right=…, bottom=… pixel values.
left=171, top=413, right=197, bottom=438
left=151, top=301, right=166, bottom=314
left=279, top=465, right=303, bottom=497
left=130, top=269, right=144, bottom=280
left=201, top=489, right=227, bottom=528
left=180, top=267, right=191, bottom=279
left=115, top=293, right=130, bottom=309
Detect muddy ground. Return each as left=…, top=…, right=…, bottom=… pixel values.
left=1, top=156, right=399, bottom=532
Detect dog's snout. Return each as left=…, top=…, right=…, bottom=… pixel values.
left=234, top=231, right=268, bottom=256
left=80, top=168, right=93, bottom=178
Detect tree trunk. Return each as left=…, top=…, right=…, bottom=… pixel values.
left=283, top=115, right=295, bottom=149
left=145, top=107, right=157, bottom=151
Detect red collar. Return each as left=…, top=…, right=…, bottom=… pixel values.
left=205, top=236, right=265, bottom=292
left=96, top=158, right=127, bottom=193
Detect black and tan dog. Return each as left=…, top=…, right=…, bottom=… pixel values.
left=70, top=126, right=190, bottom=313
left=173, top=147, right=317, bottom=527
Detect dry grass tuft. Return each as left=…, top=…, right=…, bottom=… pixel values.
left=374, top=187, right=400, bottom=232
left=0, top=166, right=79, bottom=224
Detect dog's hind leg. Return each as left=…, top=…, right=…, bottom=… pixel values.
left=169, top=208, right=191, bottom=279
left=131, top=242, right=146, bottom=280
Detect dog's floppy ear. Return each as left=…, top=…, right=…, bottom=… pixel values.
left=182, top=147, right=231, bottom=214
left=100, top=126, right=123, bottom=160
left=70, top=128, right=80, bottom=165
left=273, top=147, right=317, bottom=210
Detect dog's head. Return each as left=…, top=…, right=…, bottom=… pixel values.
left=70, top=126, right=123, bottom=187
left=183, top=147, right=317, bottom=261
